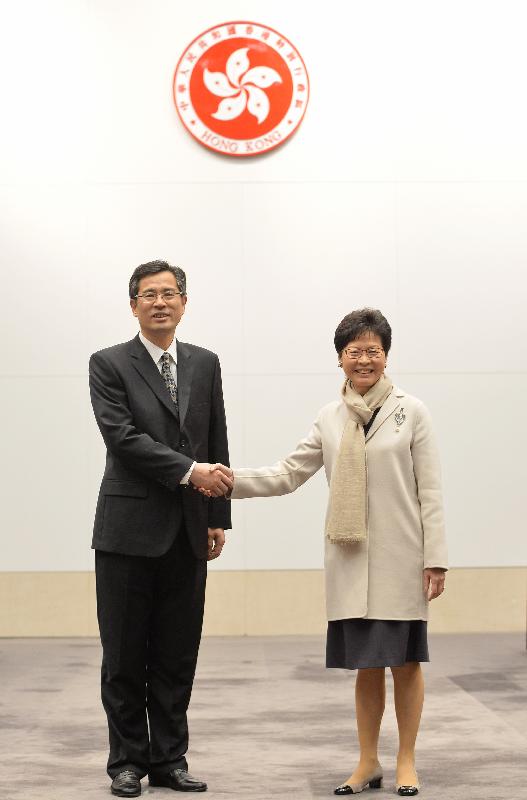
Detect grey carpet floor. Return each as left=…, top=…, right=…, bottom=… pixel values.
left=0, top=634, right=526, bottom=799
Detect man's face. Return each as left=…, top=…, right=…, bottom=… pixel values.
left=130, top=271, right=187, bottom=340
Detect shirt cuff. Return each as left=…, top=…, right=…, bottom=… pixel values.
left=180, top=461, right=196, bottom=485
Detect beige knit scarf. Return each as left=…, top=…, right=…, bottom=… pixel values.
left=325, top=374, right=393, bottom=545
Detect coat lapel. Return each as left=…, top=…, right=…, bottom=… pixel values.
left=365, top=389, right=403, bottom=441
left=130, top=335, right=180, bottom=422
left=176, top=341, right=193, bottom=427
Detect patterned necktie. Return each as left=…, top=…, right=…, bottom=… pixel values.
left=160, top=352, right=179, bottom=415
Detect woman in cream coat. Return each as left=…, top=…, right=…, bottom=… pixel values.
left=232, top=309, right=448, bottom=797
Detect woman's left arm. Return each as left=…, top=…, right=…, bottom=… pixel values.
left=411, top=402, right=448, bottom=599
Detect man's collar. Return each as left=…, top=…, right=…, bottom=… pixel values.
left=139, top=331, right=178, bottom=364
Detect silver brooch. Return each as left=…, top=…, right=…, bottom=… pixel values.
left=394, top=408, right=406, bottom=427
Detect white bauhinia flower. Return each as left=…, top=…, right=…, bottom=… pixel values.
left=244, top=85, right=269, bottom=125
left=204, top=47, right=282, bottom=124
left=203, top=70, right=239, bottom=98
left=226, top=48, right=250, bottom=86
left=241, top=67, right=283, bottom=89
left=210, top=92, right=248, bottom=122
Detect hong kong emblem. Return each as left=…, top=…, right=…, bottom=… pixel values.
left=173, top=21, right=310, bottom=157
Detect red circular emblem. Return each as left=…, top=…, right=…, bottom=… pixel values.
left=173, top=21, right=309, bottom=157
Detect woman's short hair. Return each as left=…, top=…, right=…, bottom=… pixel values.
left=334, top=308, right=392, bottom=355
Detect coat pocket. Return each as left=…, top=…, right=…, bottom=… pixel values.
left=102, top=480, right=148, bottom=498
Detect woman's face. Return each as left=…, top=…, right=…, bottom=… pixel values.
left=340, top=332, right=387, bottom=395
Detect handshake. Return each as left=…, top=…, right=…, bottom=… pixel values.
left=189, top=462, right=234, bottom=497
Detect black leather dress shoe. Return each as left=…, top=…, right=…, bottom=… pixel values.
left=111, top=770, right=141, bottom=797
left=149, top=768, right=207, bottom=792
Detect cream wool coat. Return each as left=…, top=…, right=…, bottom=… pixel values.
left=232, top=387, right=448, bottom=621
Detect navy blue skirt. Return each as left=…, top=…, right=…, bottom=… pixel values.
left=326, top=619, right=429, bottom=670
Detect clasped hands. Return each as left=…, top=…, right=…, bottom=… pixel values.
left=189, top=462, right=233, bottom=497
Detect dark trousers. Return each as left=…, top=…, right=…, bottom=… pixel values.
left=95, top=530, right=207, bottom=778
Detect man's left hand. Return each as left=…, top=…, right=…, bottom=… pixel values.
left=207, top=528, right=225, bottom=560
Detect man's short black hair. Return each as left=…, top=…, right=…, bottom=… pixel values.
left=334, top=308, right=392, bottom=355
left=129, top=260, right=187, bottom=299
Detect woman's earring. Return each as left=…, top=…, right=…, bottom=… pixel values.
left=338, top=361, right=342, bottom=368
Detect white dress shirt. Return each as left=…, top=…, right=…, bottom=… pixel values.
left=139, top=332, right=195, bottom=484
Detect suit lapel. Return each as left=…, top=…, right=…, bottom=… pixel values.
left=365, top=390, right=402, bottom=441
left=130, top=335, right=180, bottom=422
left=176, top=341, right=193, bottom=427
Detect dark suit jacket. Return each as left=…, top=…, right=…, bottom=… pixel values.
left=89, top=334, right=231, bottom=559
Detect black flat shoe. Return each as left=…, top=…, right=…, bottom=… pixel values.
left=111, top=770, right=141, bottom=797
left=334, top=769, right=383, bottom=794
left=149, top=768, right=207, bottom=792
left=396, top=785, right=419, bottom=796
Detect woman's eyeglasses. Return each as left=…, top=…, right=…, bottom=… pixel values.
left=343, top=347, right=384, bottom=360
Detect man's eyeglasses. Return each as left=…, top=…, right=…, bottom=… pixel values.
left=343, top=347, right=384, bottom=360
left=135, top=290, right=183, bottom=303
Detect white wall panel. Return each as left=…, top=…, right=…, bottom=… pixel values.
left=0, top=1, right=87, bottom=184
left=1, top=376, right=93, bottom=571
left=84, top=183, right=244, bottom=375
left=241, top=374, right=341, bottom=466
left=241, top=182, right=400, bottom=375
left=241, top=485, right=327, bottom=571
left=0, top=185, right=88, bottom=376
left=237, top=374, right=336, bottom=570
left=396, top=183, right=527, bottom=374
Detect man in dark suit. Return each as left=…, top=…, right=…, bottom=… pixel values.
left=89, top=260, right=233, bottom=797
